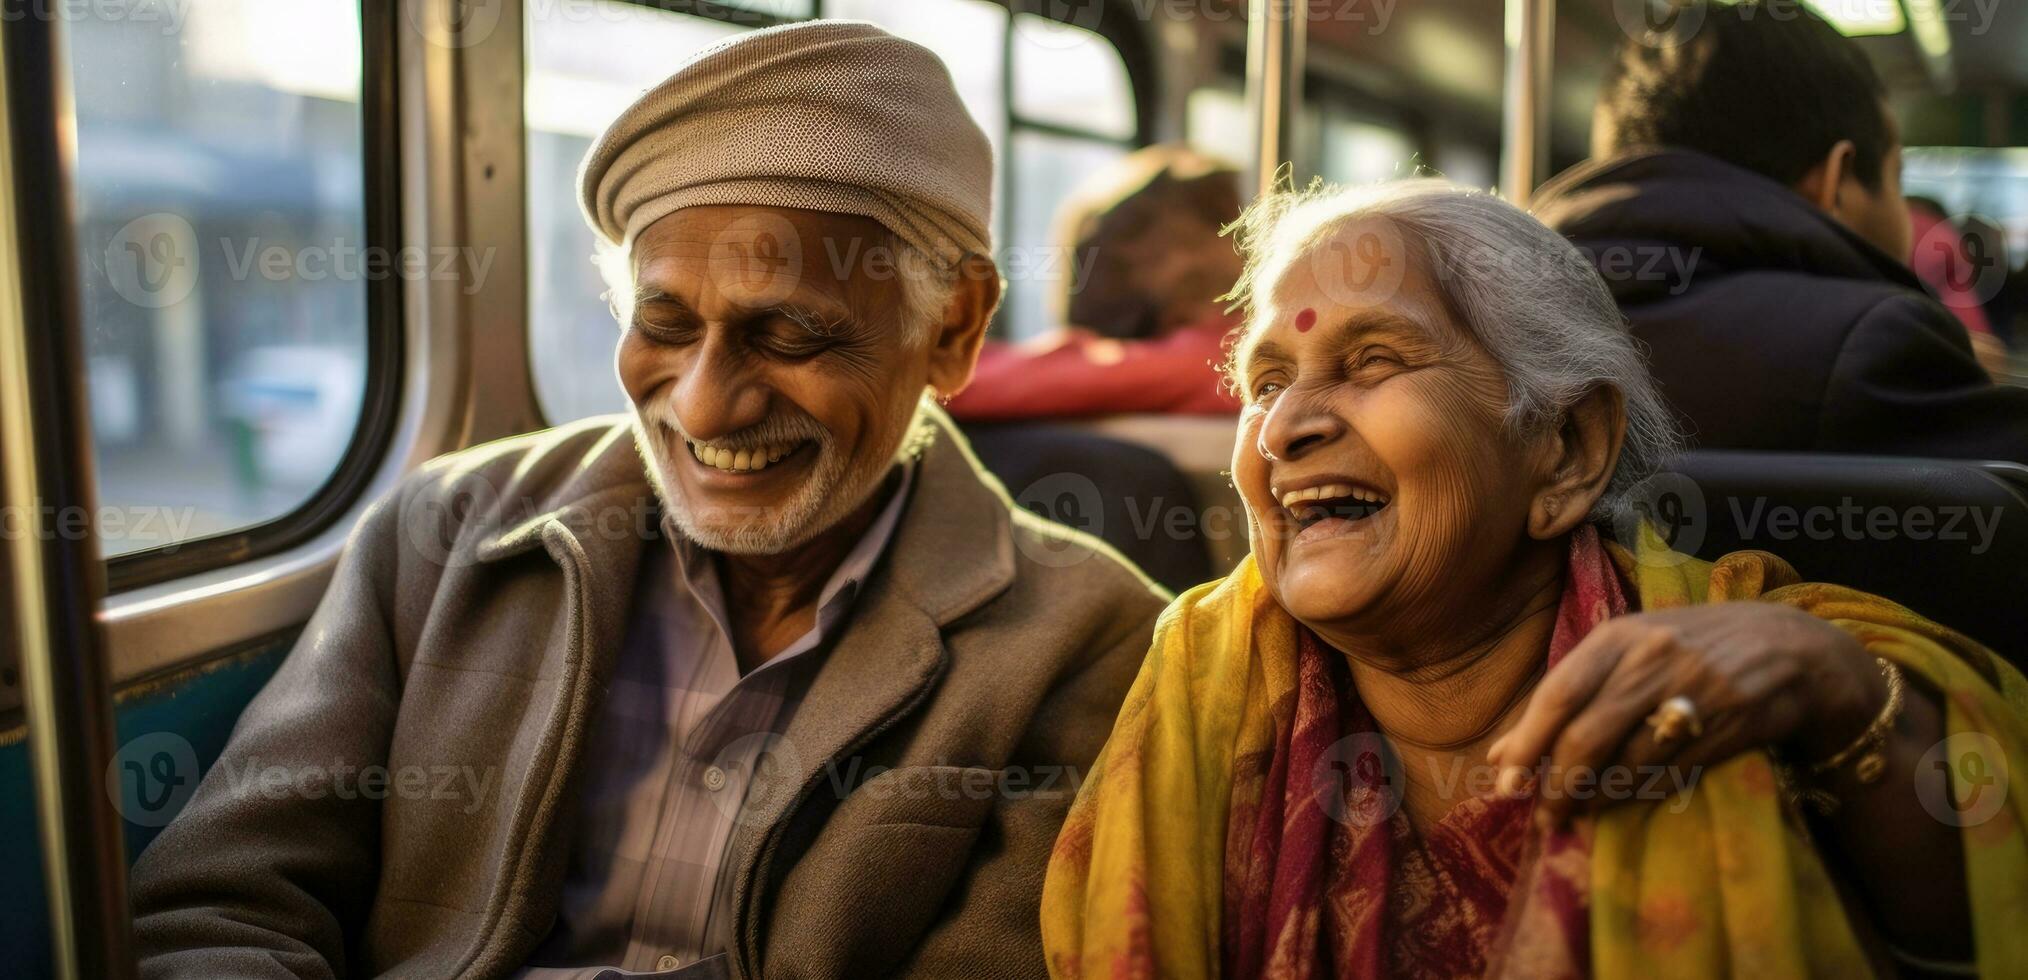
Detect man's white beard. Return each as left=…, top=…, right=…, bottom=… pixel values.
left=635, top=396, right=921, bottom=557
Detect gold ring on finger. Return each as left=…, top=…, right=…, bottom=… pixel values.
left=1646, top=695, right=1703, bottom=745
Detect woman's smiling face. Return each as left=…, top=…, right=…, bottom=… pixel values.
left=1231, top=217, right=1557, bottom=642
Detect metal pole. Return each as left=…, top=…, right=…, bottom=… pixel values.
left=0, top=10, right=135, bottom=980
left=1499, top=0, right=1555, bottom=206
left=1245, top=0, right=1306, bottom=198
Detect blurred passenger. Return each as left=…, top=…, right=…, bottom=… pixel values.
left=1534, top=0, right=2028, bottom=461
left=1044, top=180, right=2023, bottom=979
left=1907, top=196, right=2010, bottom=379
left=945, top=144, right=1243, bottom=421
left=128, top=23, right=1165, bottom=980
left=1958, top=213, right=2020, bottom=349
left=1905, top=197, right=1996, bottom=338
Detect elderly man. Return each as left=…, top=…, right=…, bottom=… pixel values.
left=129, top=22, right=1166, bottom=980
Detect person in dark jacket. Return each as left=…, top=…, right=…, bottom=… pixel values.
left=1532, top=0, right=2028, bottom=463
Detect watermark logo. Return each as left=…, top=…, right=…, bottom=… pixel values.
left=1312, top=732, right=1404, bottom=828
left=712, top=731, right=806, bottom=827
left=1615, top=470, right=1707, bottom=566
left=106, top=731, right=199, bottom=828
left=711, top=210, right=805, bottom=311
left=106, top=212, right=199, bottom=309
left=1306, top=216, right=1409, bottom=311
left=1013, top=472, right=1106, bottom=567
left=1016, top=0, right=1108, bottom=51
left=401, top=469, right=506, bottom=570
left=1611, top=0, right=1707, bottom=47
left=0, top=0, right=190, bottom=32
left=1917, top=732, right=2009, bottom=828
left=406, top=0, right=504, bottom=50
left=1913, top=211, right=2009, bottom=307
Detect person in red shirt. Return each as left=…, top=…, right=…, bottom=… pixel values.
left=1907, top=196, right=2011, bottom=380
left=947, top=145, right=1245, bottom=421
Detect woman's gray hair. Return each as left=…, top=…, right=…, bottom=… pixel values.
left=1226, top=178, right=1682, bottom=524
left=594, top=235, right=959, bottom=347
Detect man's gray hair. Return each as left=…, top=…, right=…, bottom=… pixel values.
left=595, top=235, right=959, bottom=347
left=1227, top=178, right=1682, bottom=524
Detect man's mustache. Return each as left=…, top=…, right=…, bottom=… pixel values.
left=648, top=409, right=830, bottom=454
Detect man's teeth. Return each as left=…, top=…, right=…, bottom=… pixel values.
left=689, top=441, right=796, bottom=473
left=1278, top=482, right=1390, bottom=511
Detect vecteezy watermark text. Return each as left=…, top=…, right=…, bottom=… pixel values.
left=1, top=502, right=199, bottom=546
left=1730, top=497, right=2003, bottom=555
left=213, top=757, right=499, bottom=816
left=104, top=212, right=498, bottom=309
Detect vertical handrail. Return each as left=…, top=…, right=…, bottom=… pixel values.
left=1500, top=0, right=1555, bottom=206
left=1245, top=0, right=1306, bottom=198
left=0, top=10, right=135, bottom=980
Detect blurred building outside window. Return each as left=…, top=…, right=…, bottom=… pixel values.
left=71, top=0, right=370, bottom=557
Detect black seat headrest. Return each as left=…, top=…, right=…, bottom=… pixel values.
left=1630, top=451, right=2027, bottom=666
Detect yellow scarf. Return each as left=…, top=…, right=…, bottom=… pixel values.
left=1041, top=528, right=2028, bottom=978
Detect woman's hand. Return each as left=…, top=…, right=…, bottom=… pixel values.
left=1485, top=601, right=1975, bottom=963
left=1484, top=602, right=1886, bottom=828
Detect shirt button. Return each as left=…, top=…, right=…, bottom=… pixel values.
left=657, top=953, right=680, bottom=970
left=703, top=766, right=727, bottom=792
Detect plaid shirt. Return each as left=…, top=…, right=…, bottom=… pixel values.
left=519, top=466, right=913, bottom=978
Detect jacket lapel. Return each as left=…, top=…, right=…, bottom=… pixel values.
left=455, top=404, right=1020, bottom=975
left=726, top=402, right=1020, bottom=975
left=458, top=426, right=655, bottom=974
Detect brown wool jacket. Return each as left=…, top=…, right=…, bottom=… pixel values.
left=130, top=405, right=1168, bottom=979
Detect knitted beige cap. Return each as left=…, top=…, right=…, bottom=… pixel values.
left=577, top=20, right=995, bottom=267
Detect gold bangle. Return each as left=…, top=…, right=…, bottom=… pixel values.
left=1807, top=657, right=1905, bottom=785
left=1772, top=760, right=1841, bottom=817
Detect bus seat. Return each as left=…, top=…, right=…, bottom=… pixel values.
left=962, top=422, right=1215, bottom=594
left=1076, top=415, right=1248, bottom=577
left=1648, top=452, right=2028, bottom=663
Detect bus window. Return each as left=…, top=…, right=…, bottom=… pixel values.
left=827, top=0, right=1010, bottom=162
left=1314, top=110, right=1418, bottom=185
left=1011, top=15, right=1135, bottom=141
left=525, top=2, right=749, bottom=424
left=1003, top=131, right=1131, bottom=341
left=1903, top=146, right=2028, bottom=379
left=1000, top=15, right=1138, bottom=340
left=1187, top=86, right=1249, bottom=165
left=69, top=0, right=372, bottom=559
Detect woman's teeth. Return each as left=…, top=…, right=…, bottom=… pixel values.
left=689, top=441, right=796, bottom=473
left=1278, top=482, right=1389, bottom=511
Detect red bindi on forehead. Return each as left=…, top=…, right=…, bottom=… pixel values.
left=1294, top=308, right=1317, bottom=332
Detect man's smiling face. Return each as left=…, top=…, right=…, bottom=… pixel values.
left=616, top=205, right=940, bottom=555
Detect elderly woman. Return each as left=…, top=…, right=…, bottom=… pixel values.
left=1041, top=180, right=2027, bottom=978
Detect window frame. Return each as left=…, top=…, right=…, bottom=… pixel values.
left=999, top=0, right=1157, bottom=282
left=96, top=0, right=409, bottom=594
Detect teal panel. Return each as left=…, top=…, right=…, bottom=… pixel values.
left=0, top=636, right=293, bottom=980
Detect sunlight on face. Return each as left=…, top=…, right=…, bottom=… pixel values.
left=1230, top=217, right=1545, bottom=643
left=616, top=205, right=931, bottom=555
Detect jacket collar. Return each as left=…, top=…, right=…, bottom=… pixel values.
left=468, top=401, right=1021, bottom=970
left=1532, top=148, right=1924, bottom=303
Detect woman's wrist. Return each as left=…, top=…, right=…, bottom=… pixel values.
left=1787, top=625, right=1889, bottom=765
